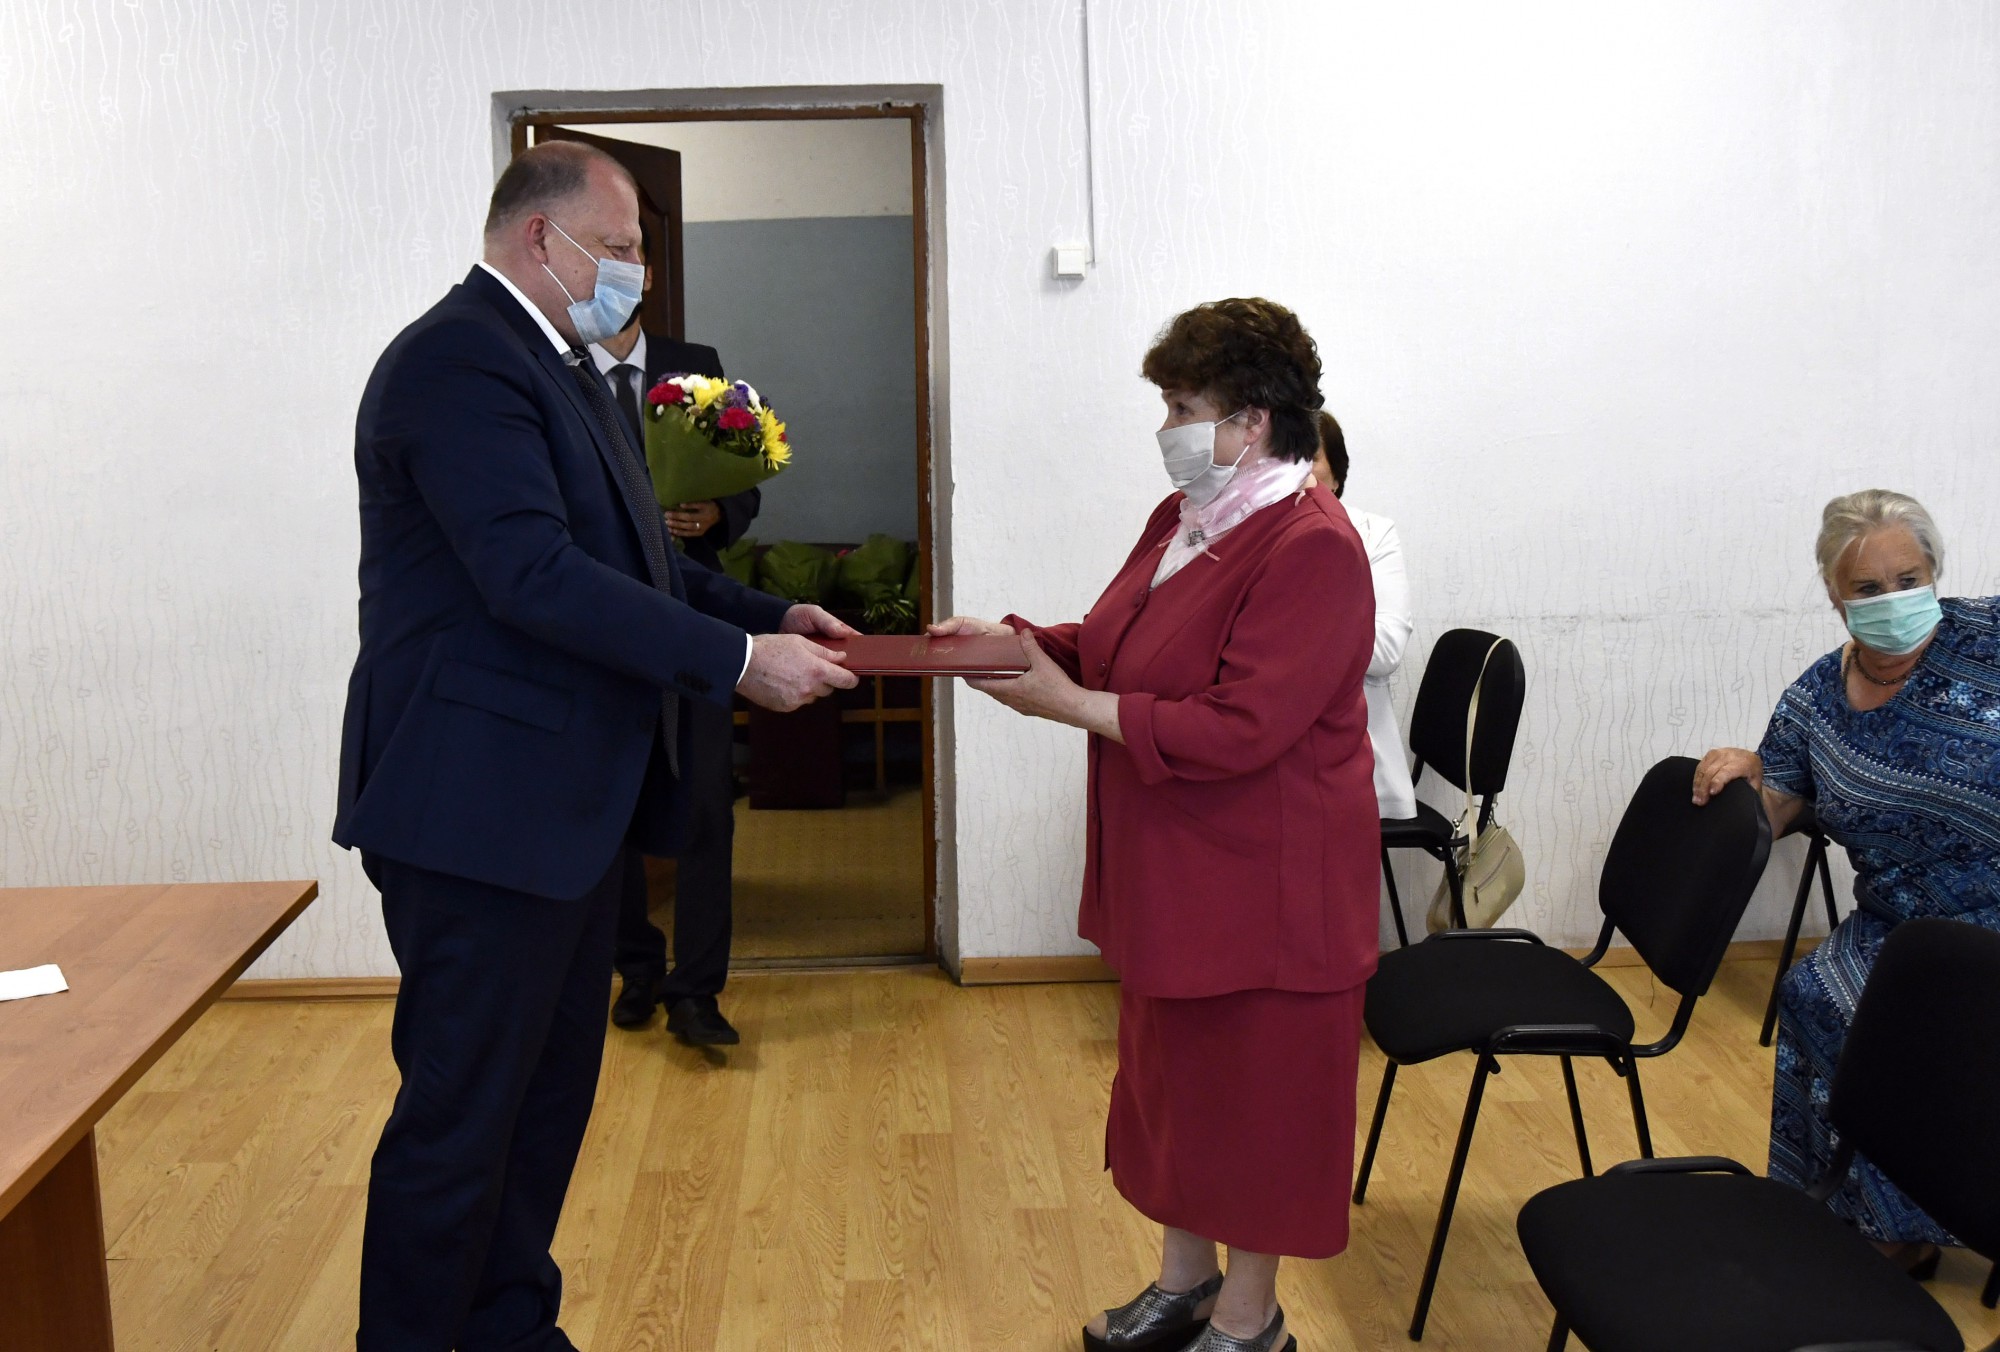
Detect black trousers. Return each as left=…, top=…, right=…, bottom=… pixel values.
left=615, top=695, right=735, bottom=1000
left=356, top=848, right=621, bottom=1352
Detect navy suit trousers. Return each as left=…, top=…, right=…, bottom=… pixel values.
left=616, top=694, right=736, bottom=999
left=356, top=850, right=621, bottom=1352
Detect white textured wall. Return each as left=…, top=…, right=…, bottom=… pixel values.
left=3, top=1, right=1998, bottom=976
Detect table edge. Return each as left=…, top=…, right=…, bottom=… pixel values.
left=0, top=880, right=320, bottom=1220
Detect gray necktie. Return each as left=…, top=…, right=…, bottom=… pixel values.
left=564, top=348, right=680, bottom=776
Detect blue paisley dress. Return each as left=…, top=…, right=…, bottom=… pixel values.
left=1758, top=595, right=2000, bottom=1244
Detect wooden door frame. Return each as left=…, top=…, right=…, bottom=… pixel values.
left=498, top=87, right=953, bottom=968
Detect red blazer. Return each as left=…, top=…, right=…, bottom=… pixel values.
left=1007, top=485, right=1381, bottom=999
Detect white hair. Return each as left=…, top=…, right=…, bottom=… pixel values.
left=1815, top=489, right=1944, bottom=586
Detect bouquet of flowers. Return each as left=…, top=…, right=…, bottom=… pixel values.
left=643, top=373, right=791, bottom=511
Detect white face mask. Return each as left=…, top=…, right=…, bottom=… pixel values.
left=1156, top=408, right=1246, bottom=507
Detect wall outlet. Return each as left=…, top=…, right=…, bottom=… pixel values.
left=1051, top=244, right=1090, bottom=279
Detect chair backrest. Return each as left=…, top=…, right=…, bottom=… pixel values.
left=1406, top=628, right=1526, bottom=796
left=1830, top=918, right=2000, bottom=1262
left=1598, top=756, right=1773, bottom=997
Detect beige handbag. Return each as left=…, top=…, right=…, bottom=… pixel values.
left=1426, top=639, right=1525, bottom=932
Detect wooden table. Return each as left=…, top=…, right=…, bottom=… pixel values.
left=0, top=882, right=318, bottom=1351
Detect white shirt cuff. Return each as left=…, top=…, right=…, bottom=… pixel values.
left=738, top=633, right=754, bottom=685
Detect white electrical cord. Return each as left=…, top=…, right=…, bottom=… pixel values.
left=1080, top=0, right=1102, bottom=266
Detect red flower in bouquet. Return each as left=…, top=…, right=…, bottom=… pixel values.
left=647, top=379, right=687, bottom=405
left=717, top=406, right=757, bottom=431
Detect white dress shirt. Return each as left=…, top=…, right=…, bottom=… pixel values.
left=476, top=260, right=568, bottom=353
left=476, top=262, right=756, bottom=683
left=1347, top=505, right=1418, bottom=820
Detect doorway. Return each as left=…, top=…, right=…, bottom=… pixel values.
left=506, top=98, right=943, bottom=967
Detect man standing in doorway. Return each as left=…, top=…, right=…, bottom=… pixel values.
left=334, top=140, right=857, bottom=1351
left=590, top=272, right=761, bottom=1047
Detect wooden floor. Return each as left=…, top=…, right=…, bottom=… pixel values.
left=96, top=957, right=2000, bottom=1350
left=652, top=788, right=927, bottom=962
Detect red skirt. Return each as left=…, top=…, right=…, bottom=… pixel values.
left=1107, top=983, right=1363, bottom=1259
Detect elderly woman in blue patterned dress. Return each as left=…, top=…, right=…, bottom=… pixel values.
left=1693, top=488, right=2000, bottom=1275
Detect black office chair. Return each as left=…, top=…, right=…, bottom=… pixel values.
left=1518, top=918, right=2000, bottom=1352
left=1379, top=629, right=1526, bottom=946
left=1354, top=755, right=1773, bottom=1340
left=1760, top=802, right=1842, bottom=1046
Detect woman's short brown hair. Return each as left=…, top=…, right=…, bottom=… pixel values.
left=1315, top=411, right=1348, bottom=496
left=1141, top=298, right=1324, bottom=462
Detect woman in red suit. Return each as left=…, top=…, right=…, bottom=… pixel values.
left=933, top=299, right=1379, bottom=1352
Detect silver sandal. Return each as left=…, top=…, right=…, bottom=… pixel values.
left=1184, top=1305, right=1296, bottom=1352
left=1082, top=1273, right=1224, bottom=1351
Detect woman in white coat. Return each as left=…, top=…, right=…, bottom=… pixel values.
left=1312, top=412, right=1417, bottom=821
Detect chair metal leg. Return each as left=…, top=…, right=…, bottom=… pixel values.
left=1761, top=836, right=1822, bottom=1047
left=1560, top=1056, right=1593, bottom=1176
left=1982, top=1260, right=1998, bottom=1309
left=1409, top=1056, right=1492, bottom=1341
left=1545, top=1316, right=1570, bottom=1352
left=1623, top=1056, right=1654, bottom=1158
left=1383, top=847, right=1411, bottom=949
left=1354, top=1061, right=1398, bottom=1204
left=1444, top=853, right=1467, bottom=929
left=1816, top=839, right=1840, bottom=929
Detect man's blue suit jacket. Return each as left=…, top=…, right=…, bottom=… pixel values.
left=334, top=266, right=791, bottom=900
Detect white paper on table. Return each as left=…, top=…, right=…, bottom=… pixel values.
left=0, top=964, right=69, bottom=1002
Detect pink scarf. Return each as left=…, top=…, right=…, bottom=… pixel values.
left=1151, top=455, right=1314, bottom=588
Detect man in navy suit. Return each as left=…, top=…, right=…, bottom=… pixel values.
left=334, top=140, right=857, bottom=1351
left=589, top=293, right=759, bottom=1047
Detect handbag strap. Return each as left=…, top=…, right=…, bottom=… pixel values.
left=1458, top=638, right=1506, bottom=848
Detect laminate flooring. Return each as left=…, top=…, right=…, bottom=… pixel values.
left=648, top=789, right=926, bottom=962
left=96, top=958, right=2000, bottom=1350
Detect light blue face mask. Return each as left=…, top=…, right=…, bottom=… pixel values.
left=1843, top=584, right=1943, bottom=656
left=542, top=219, right=644, bottom=346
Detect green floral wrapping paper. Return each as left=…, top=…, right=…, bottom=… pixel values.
left=644, top=414, right=782, bottom=509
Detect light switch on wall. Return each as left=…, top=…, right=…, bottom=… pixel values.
left=1051, top=245, right=1090, bottom=279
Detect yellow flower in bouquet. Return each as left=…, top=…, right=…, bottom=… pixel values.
left=689, top=376, right=728, bottom=413
left=758, top=406, right=791, bottom=468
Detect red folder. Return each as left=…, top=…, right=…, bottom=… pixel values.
left=818, top=634, right=1029, bottom=678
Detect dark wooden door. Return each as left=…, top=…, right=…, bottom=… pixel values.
left=530, top=125, right=686, bottom=341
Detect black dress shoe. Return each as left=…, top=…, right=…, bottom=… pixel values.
left=665, top=996, right=740, bottom=1046
left=611, top=976, right=660, bottom=1029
